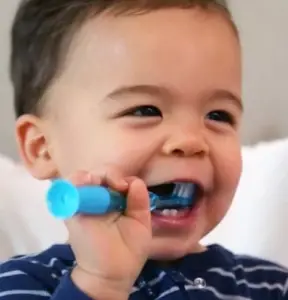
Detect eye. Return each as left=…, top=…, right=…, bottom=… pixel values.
left=123, top=105, right=162, bottom=118
left=206, top=110, right=235, bottom=125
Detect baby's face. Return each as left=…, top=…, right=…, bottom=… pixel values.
left=38, top=9, right=242, bottom=259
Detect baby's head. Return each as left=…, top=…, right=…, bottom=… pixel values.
left=12, top=0, right=242, bottom=259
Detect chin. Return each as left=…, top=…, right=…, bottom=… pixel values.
left=148, top=234, right=206, bottom=261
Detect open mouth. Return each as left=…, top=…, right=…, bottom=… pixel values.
left=148, top=182, right=202, bottom=213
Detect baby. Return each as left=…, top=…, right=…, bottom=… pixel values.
left=1, top=0, right=287, bottom=299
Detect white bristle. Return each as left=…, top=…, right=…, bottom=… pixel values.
left=172, top=183, right=195, bottom=198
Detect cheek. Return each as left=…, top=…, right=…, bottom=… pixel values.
left=48, top=120, right=112, bottom=175
left=213, top=136, right=242, bottom=190
left=211, top=140, right=242, bottom=214
left=205, top=149, right=241, bottom=232
left=49, top=122, right=158, bottom=177
left=223, top=147, right=242, bottom=193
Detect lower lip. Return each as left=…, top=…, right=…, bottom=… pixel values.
left=151, top=199, right=203, bottom=230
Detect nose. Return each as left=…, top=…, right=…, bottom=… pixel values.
left=162, top=126, right=209, bottom=158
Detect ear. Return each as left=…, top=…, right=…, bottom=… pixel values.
left=15, top=114, right=58, bottom=180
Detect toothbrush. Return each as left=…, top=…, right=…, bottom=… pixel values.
left=46, top=179, right=194, bottom=220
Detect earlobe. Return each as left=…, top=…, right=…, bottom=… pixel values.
left=15, top=114, right=57, bottom=180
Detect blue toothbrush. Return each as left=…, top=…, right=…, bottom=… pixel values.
left=46, top=179, right=194, bottom=220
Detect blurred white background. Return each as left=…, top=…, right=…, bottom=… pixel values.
left=0, top=0, right=287, bottom=159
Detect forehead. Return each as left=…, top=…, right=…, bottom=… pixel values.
left=52, top=8, right=241, bottom=107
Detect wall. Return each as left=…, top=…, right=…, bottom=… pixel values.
left=229, top=0, right=288, bottom=143
left=0, top=0, right=19, bottom=159
left=0, top=0, right=287, bottom=159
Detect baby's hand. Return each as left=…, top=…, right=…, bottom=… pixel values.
left=65, top=170, right=152, bottom=300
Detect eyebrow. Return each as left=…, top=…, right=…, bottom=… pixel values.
left=106, top=84, right=243, bottom=112
left=210, top=89, right=243, bottom=112
left=106, top=85, right=173, bottom=101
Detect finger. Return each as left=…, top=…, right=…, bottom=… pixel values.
left=67, top=171, right=102, bottom=186
left=65, top=169, right=124, bottom=227
left=125, top=177, right=151, bottom=228
left=102, top=169, right=129, bottom=192
left=67, top=171, right=93, bottom=186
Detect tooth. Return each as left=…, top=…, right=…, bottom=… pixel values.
left=170, top=209, right=178, bottom=216
left=159, top=209, right=179, bottom=217
left=161, top=209, right=170, bottom=216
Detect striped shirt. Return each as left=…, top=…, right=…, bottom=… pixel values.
left=0, top=243, right=288, bottom=299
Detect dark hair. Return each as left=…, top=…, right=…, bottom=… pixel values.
left=11, top=0, right=237, bottom=117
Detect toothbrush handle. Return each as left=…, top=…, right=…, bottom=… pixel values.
left=46, top=179, right=157, bottom=219
left=75, top=185, right=126, bottom=213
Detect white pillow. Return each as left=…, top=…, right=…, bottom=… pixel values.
left=1, top=139, right=288, bottom=266
left=0, top=155, right=67, bottom=260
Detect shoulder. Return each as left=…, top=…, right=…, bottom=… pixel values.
left=0, top=244, right=75, bottom=298
left=211, top=244, right=288, bottom=298
left=229, top=247, right=288, bottom=278
left=0, top=244, right=75, bottom=275
left=210, top=244, right=288, bottom=273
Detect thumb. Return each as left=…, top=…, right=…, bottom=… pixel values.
left=125, top=177, right=151, bottom=229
